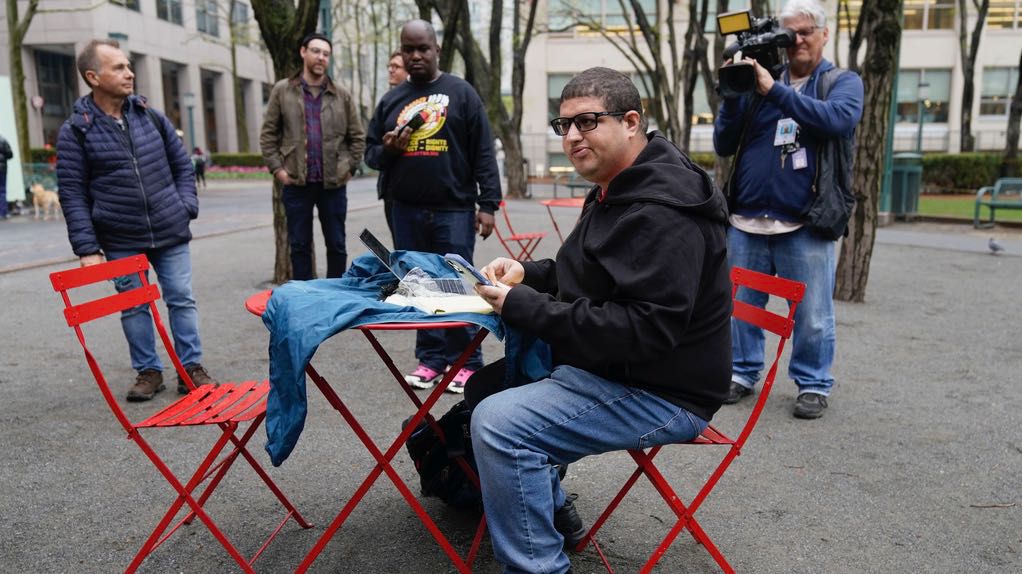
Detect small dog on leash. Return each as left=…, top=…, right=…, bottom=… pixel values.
left=31, top=183, right=61, bottom=220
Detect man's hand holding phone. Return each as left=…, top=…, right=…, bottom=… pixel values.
left=472, top=257, right=524, bottom=315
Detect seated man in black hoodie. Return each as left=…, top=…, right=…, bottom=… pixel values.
left=467, top=67, right=733, bottom=574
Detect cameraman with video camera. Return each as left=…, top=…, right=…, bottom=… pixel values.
left=714, top=0, right=863, bottom=419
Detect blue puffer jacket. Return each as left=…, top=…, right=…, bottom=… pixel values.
left=56, top=94, right=197, bottom=256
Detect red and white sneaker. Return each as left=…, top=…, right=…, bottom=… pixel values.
left=405, top=364, right=443, bottom=389
left=446, top=368, right=476, bottom=394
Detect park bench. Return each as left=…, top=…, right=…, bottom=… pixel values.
left=974, top=177, right=1022, bottom=228
left=550, top=167, right=592, bottom=198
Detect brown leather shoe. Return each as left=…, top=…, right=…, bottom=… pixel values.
left=177, top=363, right=220, bottom=394
left=127, top=369, right=165, bottom=402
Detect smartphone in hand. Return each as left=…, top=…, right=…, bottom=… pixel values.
left=444, top=254, right=493, bottom=287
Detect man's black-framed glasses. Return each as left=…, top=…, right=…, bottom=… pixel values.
left=550, top=111, right=628, bottom=136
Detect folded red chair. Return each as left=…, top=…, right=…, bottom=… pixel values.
left=494, top=199, right=546, bottom=261
left=50, top=254, right=311, bottom=573
left=576, top=266, right=806, bottom=573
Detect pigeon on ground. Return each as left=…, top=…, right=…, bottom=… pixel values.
left=988, top=237, right=1005, bottom=255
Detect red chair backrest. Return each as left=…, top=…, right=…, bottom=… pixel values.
left=50, top=255, right=170, bottom=432
left=728, top=266, right=806, bottom=447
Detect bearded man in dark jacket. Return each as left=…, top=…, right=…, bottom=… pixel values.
left=467, top=67, right=732, bottom=574
left=57, top=39, right=218, bottom=402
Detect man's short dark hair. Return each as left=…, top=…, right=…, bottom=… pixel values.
left=301, top=33, right=332, bottom=51
left=561, top=67, right=646, bottom=129
left=76, top=39, right=120, bottom=83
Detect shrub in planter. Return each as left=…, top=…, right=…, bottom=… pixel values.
left=210, top=152, right=265, bottom=168
left=921, top=153, right=1001, bottom=193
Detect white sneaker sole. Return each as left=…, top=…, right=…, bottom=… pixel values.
left=405, top=374, right=440, bottom=389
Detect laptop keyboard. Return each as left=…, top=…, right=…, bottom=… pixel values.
left=429, top=278, right=470, bottom=295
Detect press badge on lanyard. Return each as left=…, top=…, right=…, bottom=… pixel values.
left=774, top=118, right=807, bottom=170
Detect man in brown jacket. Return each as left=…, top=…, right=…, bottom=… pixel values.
left=260, top=33, right=366, bottom=279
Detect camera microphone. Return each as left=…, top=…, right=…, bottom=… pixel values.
left=398, top=110, right=428, bottom=134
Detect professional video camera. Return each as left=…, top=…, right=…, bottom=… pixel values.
left=716, top=9, right=796, bottom=98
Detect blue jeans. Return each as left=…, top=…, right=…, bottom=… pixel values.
left=727, top=226, right=836, bottom=395
left=391, top=202, right=483, bottom=371
left=471, top=365, right=707, bottom=574
left=282, top=183, right=348, bottom=280
left=107, top=243, right=202, bottom=372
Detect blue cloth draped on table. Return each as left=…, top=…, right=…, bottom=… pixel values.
left=261, top=250, right=551, bottom=466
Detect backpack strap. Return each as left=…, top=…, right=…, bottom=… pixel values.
left=71, top=105, right=168, bottom=157
left=816, top=67, right=847, bottom=101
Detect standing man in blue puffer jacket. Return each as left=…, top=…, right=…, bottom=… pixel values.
left=57, top=39, right=219, bottom=402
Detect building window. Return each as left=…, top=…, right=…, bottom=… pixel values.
left=547, top=73, right=574, bottom=121
left=231, top=0, right=250, bottom=43
left=197, top=0, right=220, bottom=37
left=35, top=50, right=77, bottom=146
left=988, top=0, right=1021, bottom=28
left=549, top=0, right=658, bottom=31
left=111, top=0, right=140, bottom=11
left=157, top=0, right=183, bottom=25
left=231, top=0, right=249, bottom=24
left=980, top=67, right=1020, bottom=116
left=897, top=69, right=951, bottom=123
left=836, top=0, right=863, bottom=32
left=903, top=0, right=955, bottom=30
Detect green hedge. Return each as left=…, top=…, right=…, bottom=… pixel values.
left=29, top=148, right=56, bottom=163
left=689, top=152, right=716, bottom=170
left=211, top=152, right=264, bottom=167
left=921, top=153, right=1004, bottom=193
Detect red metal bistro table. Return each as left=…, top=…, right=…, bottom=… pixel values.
left=245, top=290, right=489, bottom=573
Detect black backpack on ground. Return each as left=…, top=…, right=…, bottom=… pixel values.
left=404, top=400, right=482, bottom=510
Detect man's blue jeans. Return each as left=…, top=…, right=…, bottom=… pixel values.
left=727, top=226, right=836, bottom=395
left=391, top=202, right=483, bottom=371
left=106, top=243, right=202, bottom=372
left=282, top=183, right=348, bottom=280
left=471, top=365, right=708, bottom=574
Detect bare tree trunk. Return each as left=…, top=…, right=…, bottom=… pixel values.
left=1002, top=48, right=1022, bottom=177
left=835, top=0, right=902, bottom=303
left=713, top=0, right=732, bottom=186
left=6, top=0, right=39, bottom=159
left=957, top=0, right=989, bottom=152
left=681, top=0, right=713, bottom=153
left=251, top=0, right=320, bottom=284
left=229, top=21, right=250, bottom=152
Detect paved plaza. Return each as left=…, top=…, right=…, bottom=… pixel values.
left=0, top=178, right=1019, bottom=572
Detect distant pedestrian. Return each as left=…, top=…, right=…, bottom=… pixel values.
left=56, top=38, right=219, bottom=402
left=377, top=50, right=409, bottom=243
left=260, top=33, right=366, bottom=280
left=191, top=147, right=208, bottom=190
left=0, top=132, right=13, bottom=218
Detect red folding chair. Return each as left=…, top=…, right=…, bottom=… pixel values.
left=494, top=199, right=546, bottom=261
left=575, top=266, right=806, bottom=573
left=50, top=255, right=311, bottom=573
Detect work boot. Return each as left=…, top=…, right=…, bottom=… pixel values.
left=793, top=392, right=828, bottom=419
left=127, top=369, right=165, bottom=402
left=177, top=363, right=219, bottom=394
left=722, top=381, right=753, bottom=404
left=554, top=493, right=589, bottom=551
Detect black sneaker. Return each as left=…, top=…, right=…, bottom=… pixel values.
left=793, top=393, right=828, bottom=419
left=177, top=363, right=219, bottom=394
left=722, top=381, right=753, bottom=404
left=127, top=369, right=165, bottom=402
left=554, top=493, right=588, bottom=551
